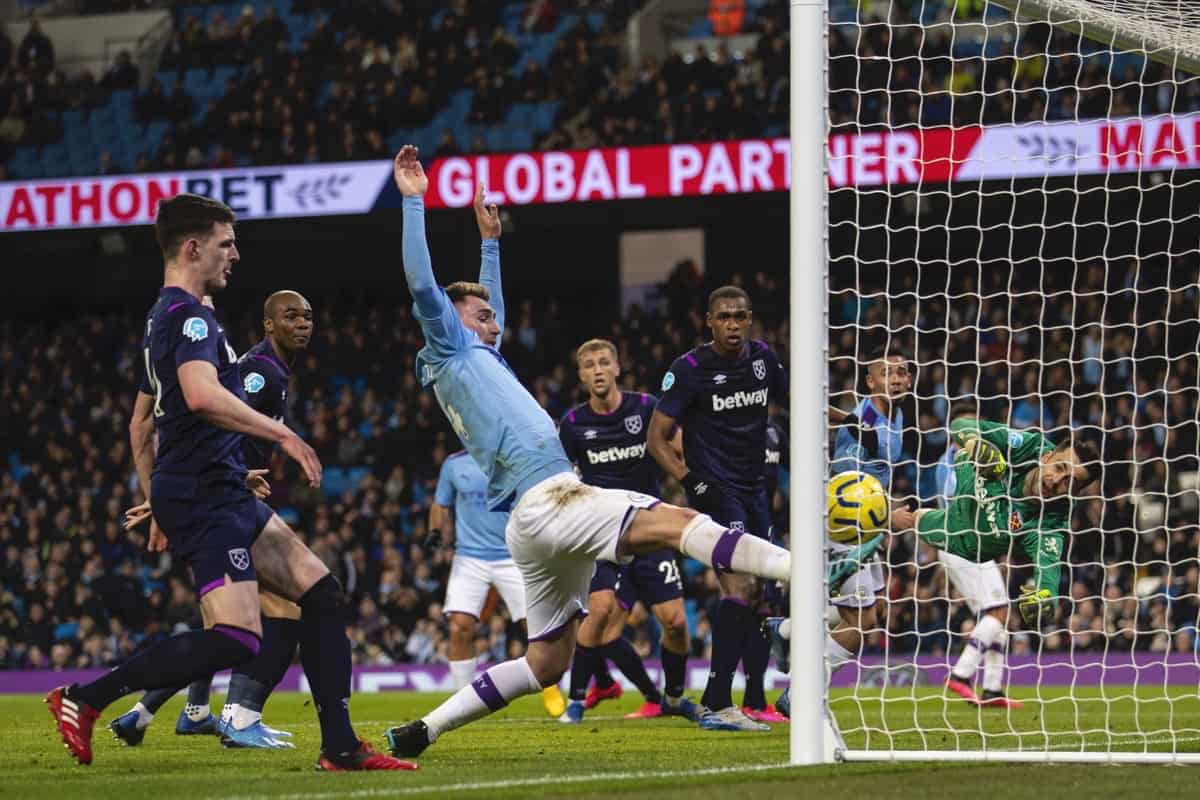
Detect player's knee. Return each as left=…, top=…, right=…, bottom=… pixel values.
left=448, top=613, right=477, bottom=641
left=298, top=573, right=344, bottom=620
left=656, top=607, right=688, bottom=639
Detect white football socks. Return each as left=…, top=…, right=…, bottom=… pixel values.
left=423, top=657, right=541, bottom=742
left=825, top=633, right=854, bottom=670
left=184, top=702, right=210, bottom=722
left=449, top=658, right=477, bottom=691
left=679, top=514, right=790, bottom=581
left=951, top=613, right=1004, bottom=681
left=778, top=618, right=792, bottom=639
left=132, top=701, right=154, bottom=730
left=982, top=629, right=1008, bottom=693
left=229, top=704, right=262, bottom=731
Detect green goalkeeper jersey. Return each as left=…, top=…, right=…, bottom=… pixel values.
left=917, top=417, right=1067, bottom=595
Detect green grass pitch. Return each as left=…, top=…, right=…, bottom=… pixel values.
left=2, top=687, right=1197, bottom=799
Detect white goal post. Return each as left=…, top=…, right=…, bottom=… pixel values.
left=789, top=0, right=1200, bottom=765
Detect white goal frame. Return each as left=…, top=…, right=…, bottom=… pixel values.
left=787, top=0, right=1200, bottom=766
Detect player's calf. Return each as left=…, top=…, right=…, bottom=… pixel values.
left=624, top=504, right=791, bottom=582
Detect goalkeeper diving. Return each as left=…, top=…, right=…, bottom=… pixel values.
left=888, top=416, right=1102, bottom=627
left=764, top=413, right=1100, bottom=718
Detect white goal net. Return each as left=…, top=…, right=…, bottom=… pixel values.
left=817, top=0, right=1200, bottom=763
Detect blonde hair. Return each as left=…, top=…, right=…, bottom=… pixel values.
left=445, top=281, right=490, bottom=303
left=576, top=338, right=618, bottom=363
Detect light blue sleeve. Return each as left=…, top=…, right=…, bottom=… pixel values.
left=403, top=195, right=470, bottom=357
left=478, top=239, right=504, bottom=338
left=434, top=458, right=456, bottom=507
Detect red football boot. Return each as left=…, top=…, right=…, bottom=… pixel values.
left=624, top=701, right=664, bottom=719
left=317, top=740, right=419, bottom=771
left=742, top=704, right=789, bottom=723
left=46, top=686, right=100, bottom=766
left=584, top=680, right=623, bottom=710
left=945, top=677, right=980, bottom=704
left=977, top=690, right=1025, bottom=709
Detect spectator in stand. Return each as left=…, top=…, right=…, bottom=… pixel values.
left=18, top=19, right=54, bottom=76
left=709, top=0, right=746, bottom=37
left=100, top=51, right=139, bottom=92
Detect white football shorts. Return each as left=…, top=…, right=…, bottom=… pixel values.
left=505, top=472, right=659, bottom=641
left=443, top=555, right=527, bottom=621
left=937, top=549, right=1008, bottom=613
left=828, top=538, right=885, bottom=609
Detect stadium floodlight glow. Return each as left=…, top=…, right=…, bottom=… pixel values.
left=803, top=0, right=1200, bottom=767
left=991, top=0, right=1200, bottom=76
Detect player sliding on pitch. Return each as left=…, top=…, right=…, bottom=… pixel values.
left=384, top=146, right=791, bottom=758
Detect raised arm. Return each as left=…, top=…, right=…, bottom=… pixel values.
left=395, top=146, right=471, bottom=358
left=473, top=183, right=504, bottom=334
left=396, top=146, right=442, bottom=318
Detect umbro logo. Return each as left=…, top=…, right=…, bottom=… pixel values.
left=584, top=430, right=598, bottom=440
left=694, top=482, right=708, bottom=495
left=713, top=374, right=727, bottom=385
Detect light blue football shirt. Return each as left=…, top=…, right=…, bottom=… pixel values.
left=435, top=451, right=512, bottom=561
left=403, top=196, right=571, bottom=510
left=830, top=396, right=905, bottom=490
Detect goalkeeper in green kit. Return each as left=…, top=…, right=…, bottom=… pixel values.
left=890, top=416, right=1102, bottom=628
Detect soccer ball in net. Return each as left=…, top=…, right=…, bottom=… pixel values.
left=826, top=471, right=888, bottom=545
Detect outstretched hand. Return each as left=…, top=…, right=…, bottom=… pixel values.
left=393, top=145, right=428, bottom=196
left=473, top=182, right=501, bottom=239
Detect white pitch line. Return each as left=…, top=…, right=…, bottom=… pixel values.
left=219, top=762, right=799, bottom=800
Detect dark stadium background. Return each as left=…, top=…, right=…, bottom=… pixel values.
left=1, top=0, right=1197, bottom=677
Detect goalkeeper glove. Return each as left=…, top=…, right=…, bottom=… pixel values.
left=1018, top=587, right=1054, bottom=627
left=840, top=414, right=880, bottom=458
left=956, top=435, right=1007, bottom=479
left=827, top=534, right=885, bottom=599
left=424, top=528, right=444, bottom=555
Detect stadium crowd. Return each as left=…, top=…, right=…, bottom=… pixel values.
left=2, top=253, right=1198, bottom=674
left=8, top=0, right=1200, bottom=178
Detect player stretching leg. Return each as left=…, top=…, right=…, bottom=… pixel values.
left=46, top=195, right=412, bottom=770
left=433, top=448, right=567, bottom=716
left=935, top=405, right=1021, bottom=708
left=647, top=287, right=789, bottom=731
left=824, top=350, right=912, bottom=676
left=558, top=340, right=697, bottom=723
left=113, top=291, right=315, bottom=748
left=384, top=147, right=789, bottom=758
left=890, top=416, right=1103, bottom=696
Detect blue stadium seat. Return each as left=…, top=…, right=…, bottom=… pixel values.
left=585, top=12, right=606, bottom=34
left=321, top=467, right=370, bottom=497
left=688, top=18, right=713, bottom=37
left=184, top=67, right=209, bottom=91
left=54, top=622, right=79, bottom=642
left=531, top=101, right=559, bottom=132
left=504, top=102, right=537, bottom=127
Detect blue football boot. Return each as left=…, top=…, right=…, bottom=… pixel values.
left=218, top=717, right=295, bottom=749
left=175, top=709, right=218, bottom=735
left=558, top=700, right=585, bottom=724
left=660, top=695, right=700, bottom=722
left=109, top=709, right=146, bottom=746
